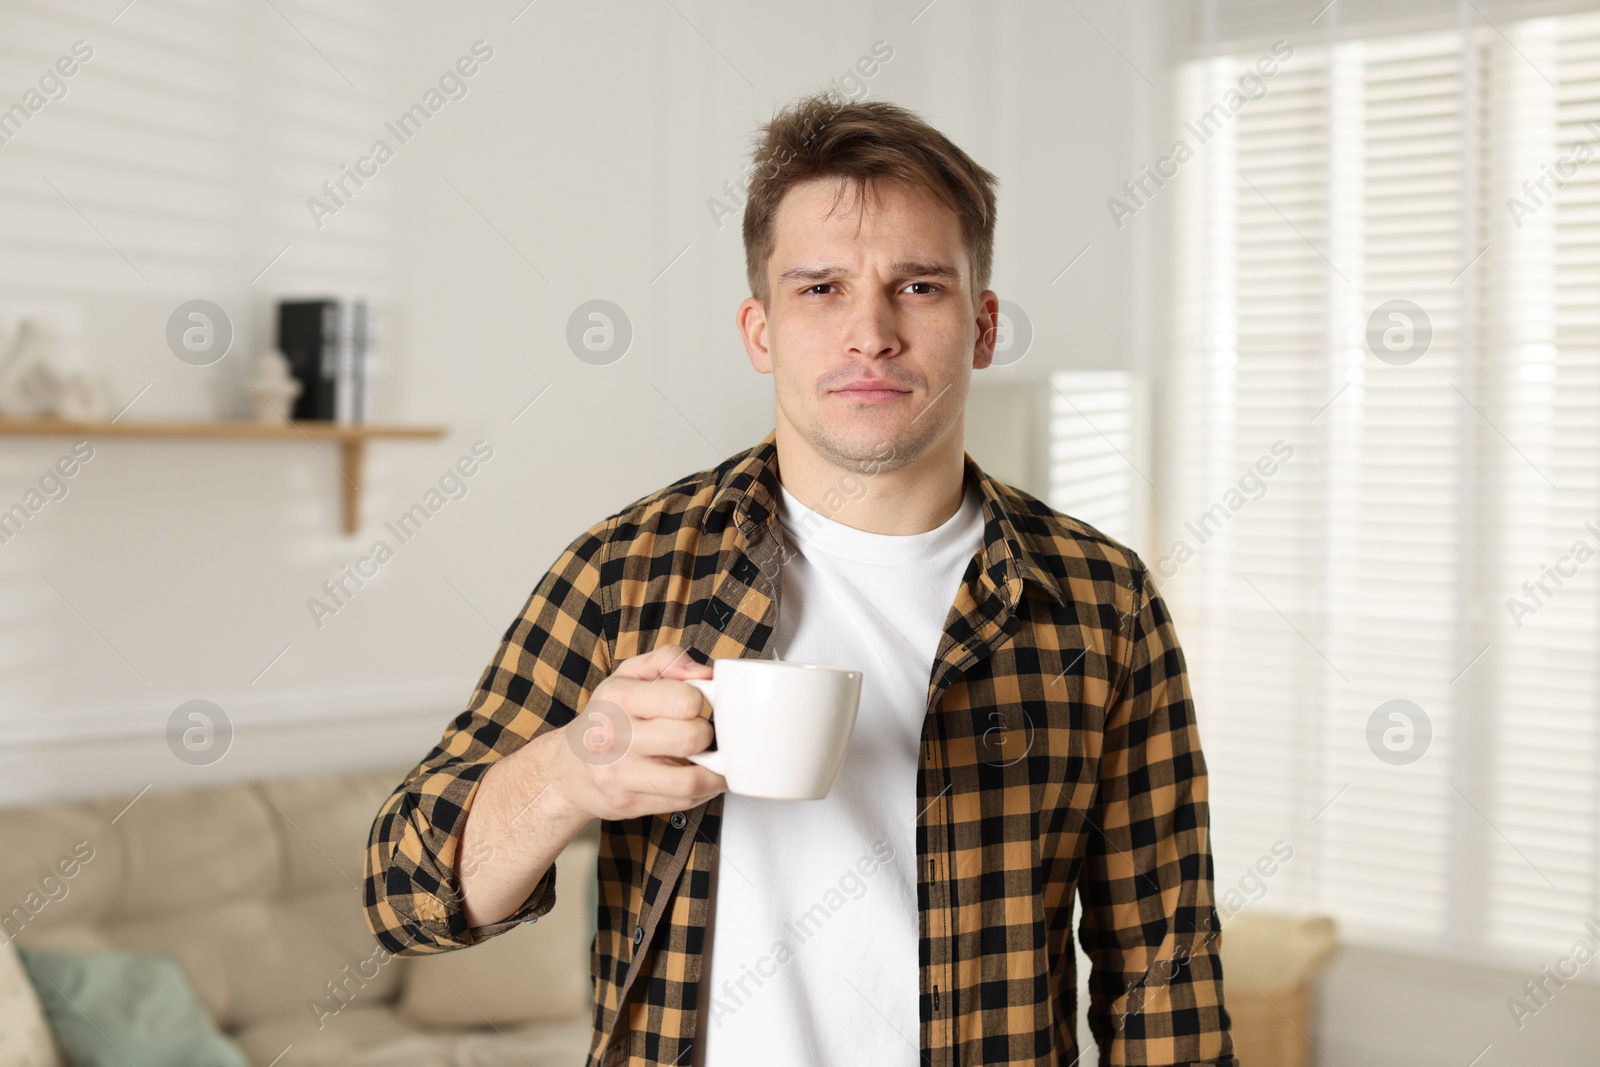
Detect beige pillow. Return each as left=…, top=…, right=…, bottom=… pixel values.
left=0, top=939, right=64, bottom=1067
left=398, top=835, right=597, bottom=1028
left=1220, top=912, right=1340, bottom=992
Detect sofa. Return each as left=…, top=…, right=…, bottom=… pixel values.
left=0, top=766, right=599, bottom=1067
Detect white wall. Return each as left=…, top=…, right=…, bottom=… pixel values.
left=0, top=0, right=1164, bottom=802
left=1317, top=945, right=1600, bottom=1067
left=0, top=0, right=421, bottom=798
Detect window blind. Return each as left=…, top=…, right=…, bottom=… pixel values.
left=1047, top=370, right=1147, bottom=552
left=1168, top=0, right=1600, bottom=59
left=1484, top=11, right=1600, bottom=960
left=0, top=0, right=395, bottom=299
left=1163, top=5, right=1600, bottom=967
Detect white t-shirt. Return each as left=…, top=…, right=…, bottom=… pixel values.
left=694, top=476, right=986, bottom=1067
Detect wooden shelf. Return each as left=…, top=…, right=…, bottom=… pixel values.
left=0, top=418, right=448, bottom=535
left=0, top=418, right=443, bottom=441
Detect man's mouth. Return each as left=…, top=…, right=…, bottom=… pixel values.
left=831, top=379, right=912, bottom=403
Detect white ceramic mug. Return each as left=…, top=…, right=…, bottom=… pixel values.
left=684, top=659, right=863, bottom=799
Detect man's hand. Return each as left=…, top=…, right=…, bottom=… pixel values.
left=545, top=643, right=727, bottom=821
left=456, top=644, right=726, bottom=931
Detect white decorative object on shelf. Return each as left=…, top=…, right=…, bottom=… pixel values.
left=0, top=319, right=64, bottom=417
left=249, top=348, right=301, bottom=422
left=52, top=370, right=114, bottom=421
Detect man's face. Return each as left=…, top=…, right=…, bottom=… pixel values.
left=738, top=177, right=997, bottom=473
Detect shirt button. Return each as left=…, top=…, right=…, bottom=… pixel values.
left=671, top=812, right=687, bottom=829
left=633, top=925, right=644, bottom=947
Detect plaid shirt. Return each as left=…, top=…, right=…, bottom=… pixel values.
left=364, top=429, right=1236, bottom=1067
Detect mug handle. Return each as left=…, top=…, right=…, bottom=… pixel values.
left=682, top=678, right=725, bottom=776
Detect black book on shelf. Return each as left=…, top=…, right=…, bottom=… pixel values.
left=277, top=299, right=340, bottom=422
left=277, top=298, right=371, bottom=423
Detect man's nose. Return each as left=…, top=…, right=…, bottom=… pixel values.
left=843, top=290, right=901, bottom=359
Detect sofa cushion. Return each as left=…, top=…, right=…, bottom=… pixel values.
left=256, top=772, right=400, bottom=896
left=103, top=893, right=400, bottom=1031
left=9, top=926, right=111, bottom=955
left=0, top=812, right=120, bottom=938
left=1220, top=912, right=1339, bottom=992
left=17, top=946, right=250, bottom=1067
left=396, top=834, right=598, bottom=1028
left=93, top=785, right=283, bottom=923
left=285, top=890, right=407, bottom=1010
left=0, top=939, right=62, bottom=1067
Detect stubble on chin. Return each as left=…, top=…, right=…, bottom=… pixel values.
left=805, top=407, right=949, bottom=475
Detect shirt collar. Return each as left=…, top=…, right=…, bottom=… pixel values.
left=706, top=430, right=1067, bottom=609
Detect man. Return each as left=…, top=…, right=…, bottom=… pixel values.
left=364, top=94, right=1235, bottom=1067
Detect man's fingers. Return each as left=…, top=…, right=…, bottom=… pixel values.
left=629, top=714, right=714, bottom=761
left=641, top=760, right=727, bottom=807
left=658, top=652, right=713, bottom=679
left=609, top=644, right=708, bottom=682
left=600, top=676, right=708, bottom=721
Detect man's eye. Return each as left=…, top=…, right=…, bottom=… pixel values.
left=804, top=283, right=836, bottom=296
left=906, top=281, right=939, bottom=295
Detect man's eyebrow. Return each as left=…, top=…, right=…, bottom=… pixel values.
left=776, top=260, right=962, bottom=284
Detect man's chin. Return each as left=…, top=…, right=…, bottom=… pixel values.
left=808, top=421, right=920, bottom=474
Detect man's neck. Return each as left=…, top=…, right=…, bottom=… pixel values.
left=772, top=419, right=969, bottom=536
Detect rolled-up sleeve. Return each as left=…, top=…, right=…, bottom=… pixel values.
left=362, top=517, right=614, bottom=955
left=1078, top=559, right=1236, bottom=1066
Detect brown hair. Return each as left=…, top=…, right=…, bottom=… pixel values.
left=741, top=94, right=999, bottom=306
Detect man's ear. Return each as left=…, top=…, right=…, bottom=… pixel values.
left=738, top=296, right=773, bottom=374
left=973, top=289, right=1000, bottom=370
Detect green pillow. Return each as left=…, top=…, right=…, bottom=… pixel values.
left=15, top=946, right=249, bottom=1067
